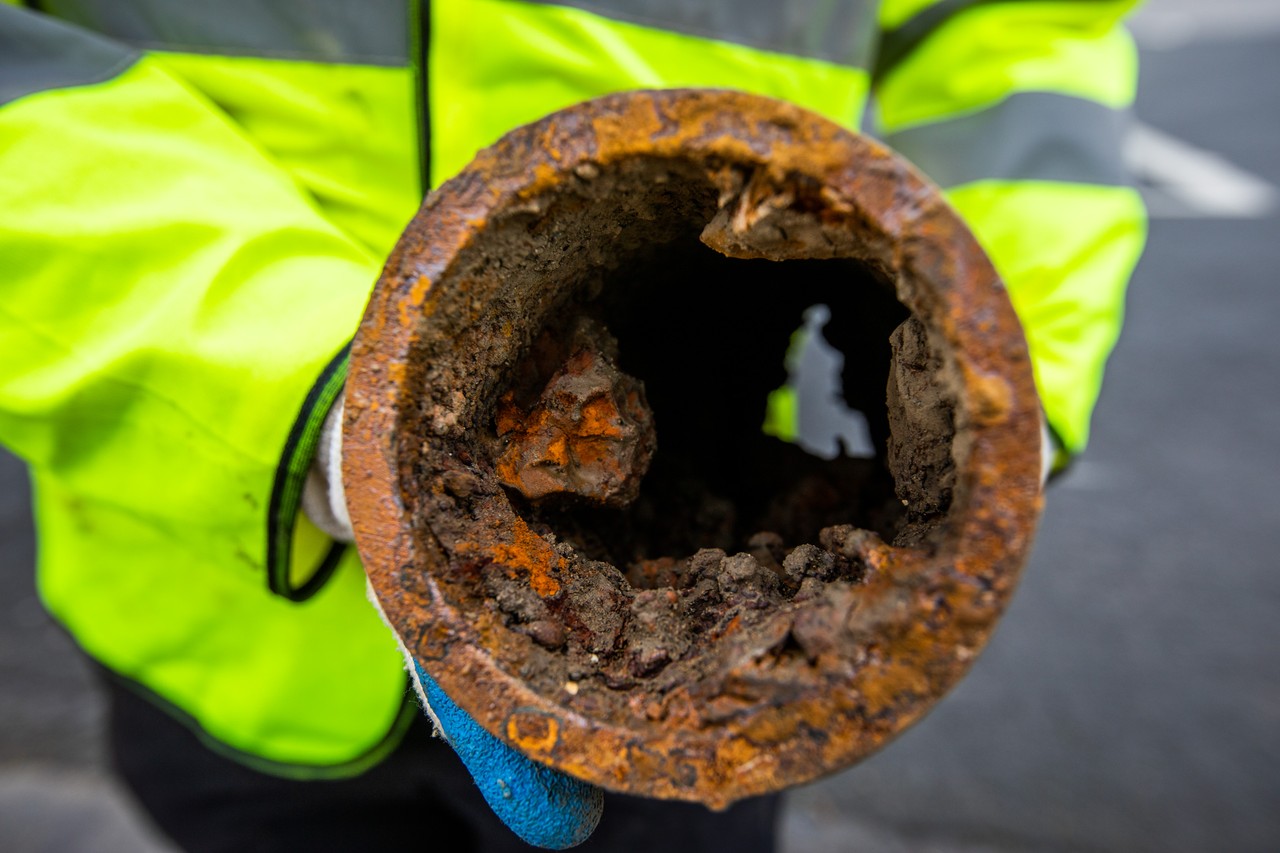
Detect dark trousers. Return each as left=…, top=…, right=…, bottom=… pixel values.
left=104, top=676, right=781, bottom=853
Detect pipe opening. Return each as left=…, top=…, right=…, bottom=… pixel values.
left=353, top=92, right=1042, bottom=801
left=406, top=153, right=960, bottom=715
left=526, top=244, right=915, bottom=577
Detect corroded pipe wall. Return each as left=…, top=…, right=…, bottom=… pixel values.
left=344, top=90, right=1043, bottom=807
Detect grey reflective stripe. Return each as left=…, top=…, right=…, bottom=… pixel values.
left=39, top=0, right=410, bottom=65
left=883, top=92, right=1130, bottom=188
left=874, top=0, right=1119, bottom=82
left=0, top=6, right=139, bottom=107
left=526, top=0, right=879, bottom=68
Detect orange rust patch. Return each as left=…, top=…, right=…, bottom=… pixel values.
left=578, top=396, right=626, bottom=439
left=506, top=711, right=560, bottom=753
left=493, top=323, right=655, bottom=507
left=398, top=274, right=433, bottom=328
left=963, top=365, right=1015, bottom=425
left=591, top=96, right=664, bottom=161
left=484, top=519, right=565, bottom=598
left=858, top=658, right=932, bottom=714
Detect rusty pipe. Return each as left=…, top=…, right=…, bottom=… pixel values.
left=343, top=90, right=1043, bottom=808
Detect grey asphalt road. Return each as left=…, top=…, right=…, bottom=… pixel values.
left=2, top=6, right=1277, bottom=853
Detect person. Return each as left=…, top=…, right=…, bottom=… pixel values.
left=0, top=1, right=1146, bottom=850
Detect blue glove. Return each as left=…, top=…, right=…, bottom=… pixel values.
left=303, top=400, right=604, bottom=848
left=409, top=662, right=603, bottom=849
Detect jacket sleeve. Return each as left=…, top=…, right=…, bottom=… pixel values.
left=872, top=0, right=1148, bottom=463
left=0, top=7, right=377, bottom=588
left=0, top=6, right=410, bottom=767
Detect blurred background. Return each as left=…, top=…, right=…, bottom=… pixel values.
left=2, top=1, right=1277, bottom=850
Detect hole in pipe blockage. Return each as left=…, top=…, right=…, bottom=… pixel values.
left=510, top=240, right=913, bottom=585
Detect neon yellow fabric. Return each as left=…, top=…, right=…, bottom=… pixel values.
left=151, top=54, right=420, bottom=254
left=946, top=182, right=1146, bottom=452
left=2, top=0, right=1145, bottom=774
left=430, top=0, right=870, bottom=185
left=877, top=1, right=1140, bottom=131
left=0, top=57, right=410, bottom=770
left=763, top=386, right=800, bottom=443
left=877, top=0, right=941, bottom=30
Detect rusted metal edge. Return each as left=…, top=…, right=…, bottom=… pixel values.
left=344, top=89, right=1043, bottom=807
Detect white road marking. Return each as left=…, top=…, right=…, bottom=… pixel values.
left=1125, top=122, right=1279, bottom=219
left=1131, top=0, right=1280, bottom=48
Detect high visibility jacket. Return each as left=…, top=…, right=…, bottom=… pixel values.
left=0, top=0, right=1146, bottom=775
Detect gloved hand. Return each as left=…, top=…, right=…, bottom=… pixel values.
left=303, top=399, right=604, bottom=850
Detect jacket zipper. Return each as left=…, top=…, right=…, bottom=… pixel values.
left=413, top=0, right=431, bottom=196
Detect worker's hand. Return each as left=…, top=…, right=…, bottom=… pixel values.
left=406, top=659, right=603, bottom=849
left=303, top=400, right=604, bottom=850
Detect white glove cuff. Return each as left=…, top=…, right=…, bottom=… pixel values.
left=301, top=397, right=355, bottom=543
left=1040, top=414, right=1057, bottom=487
